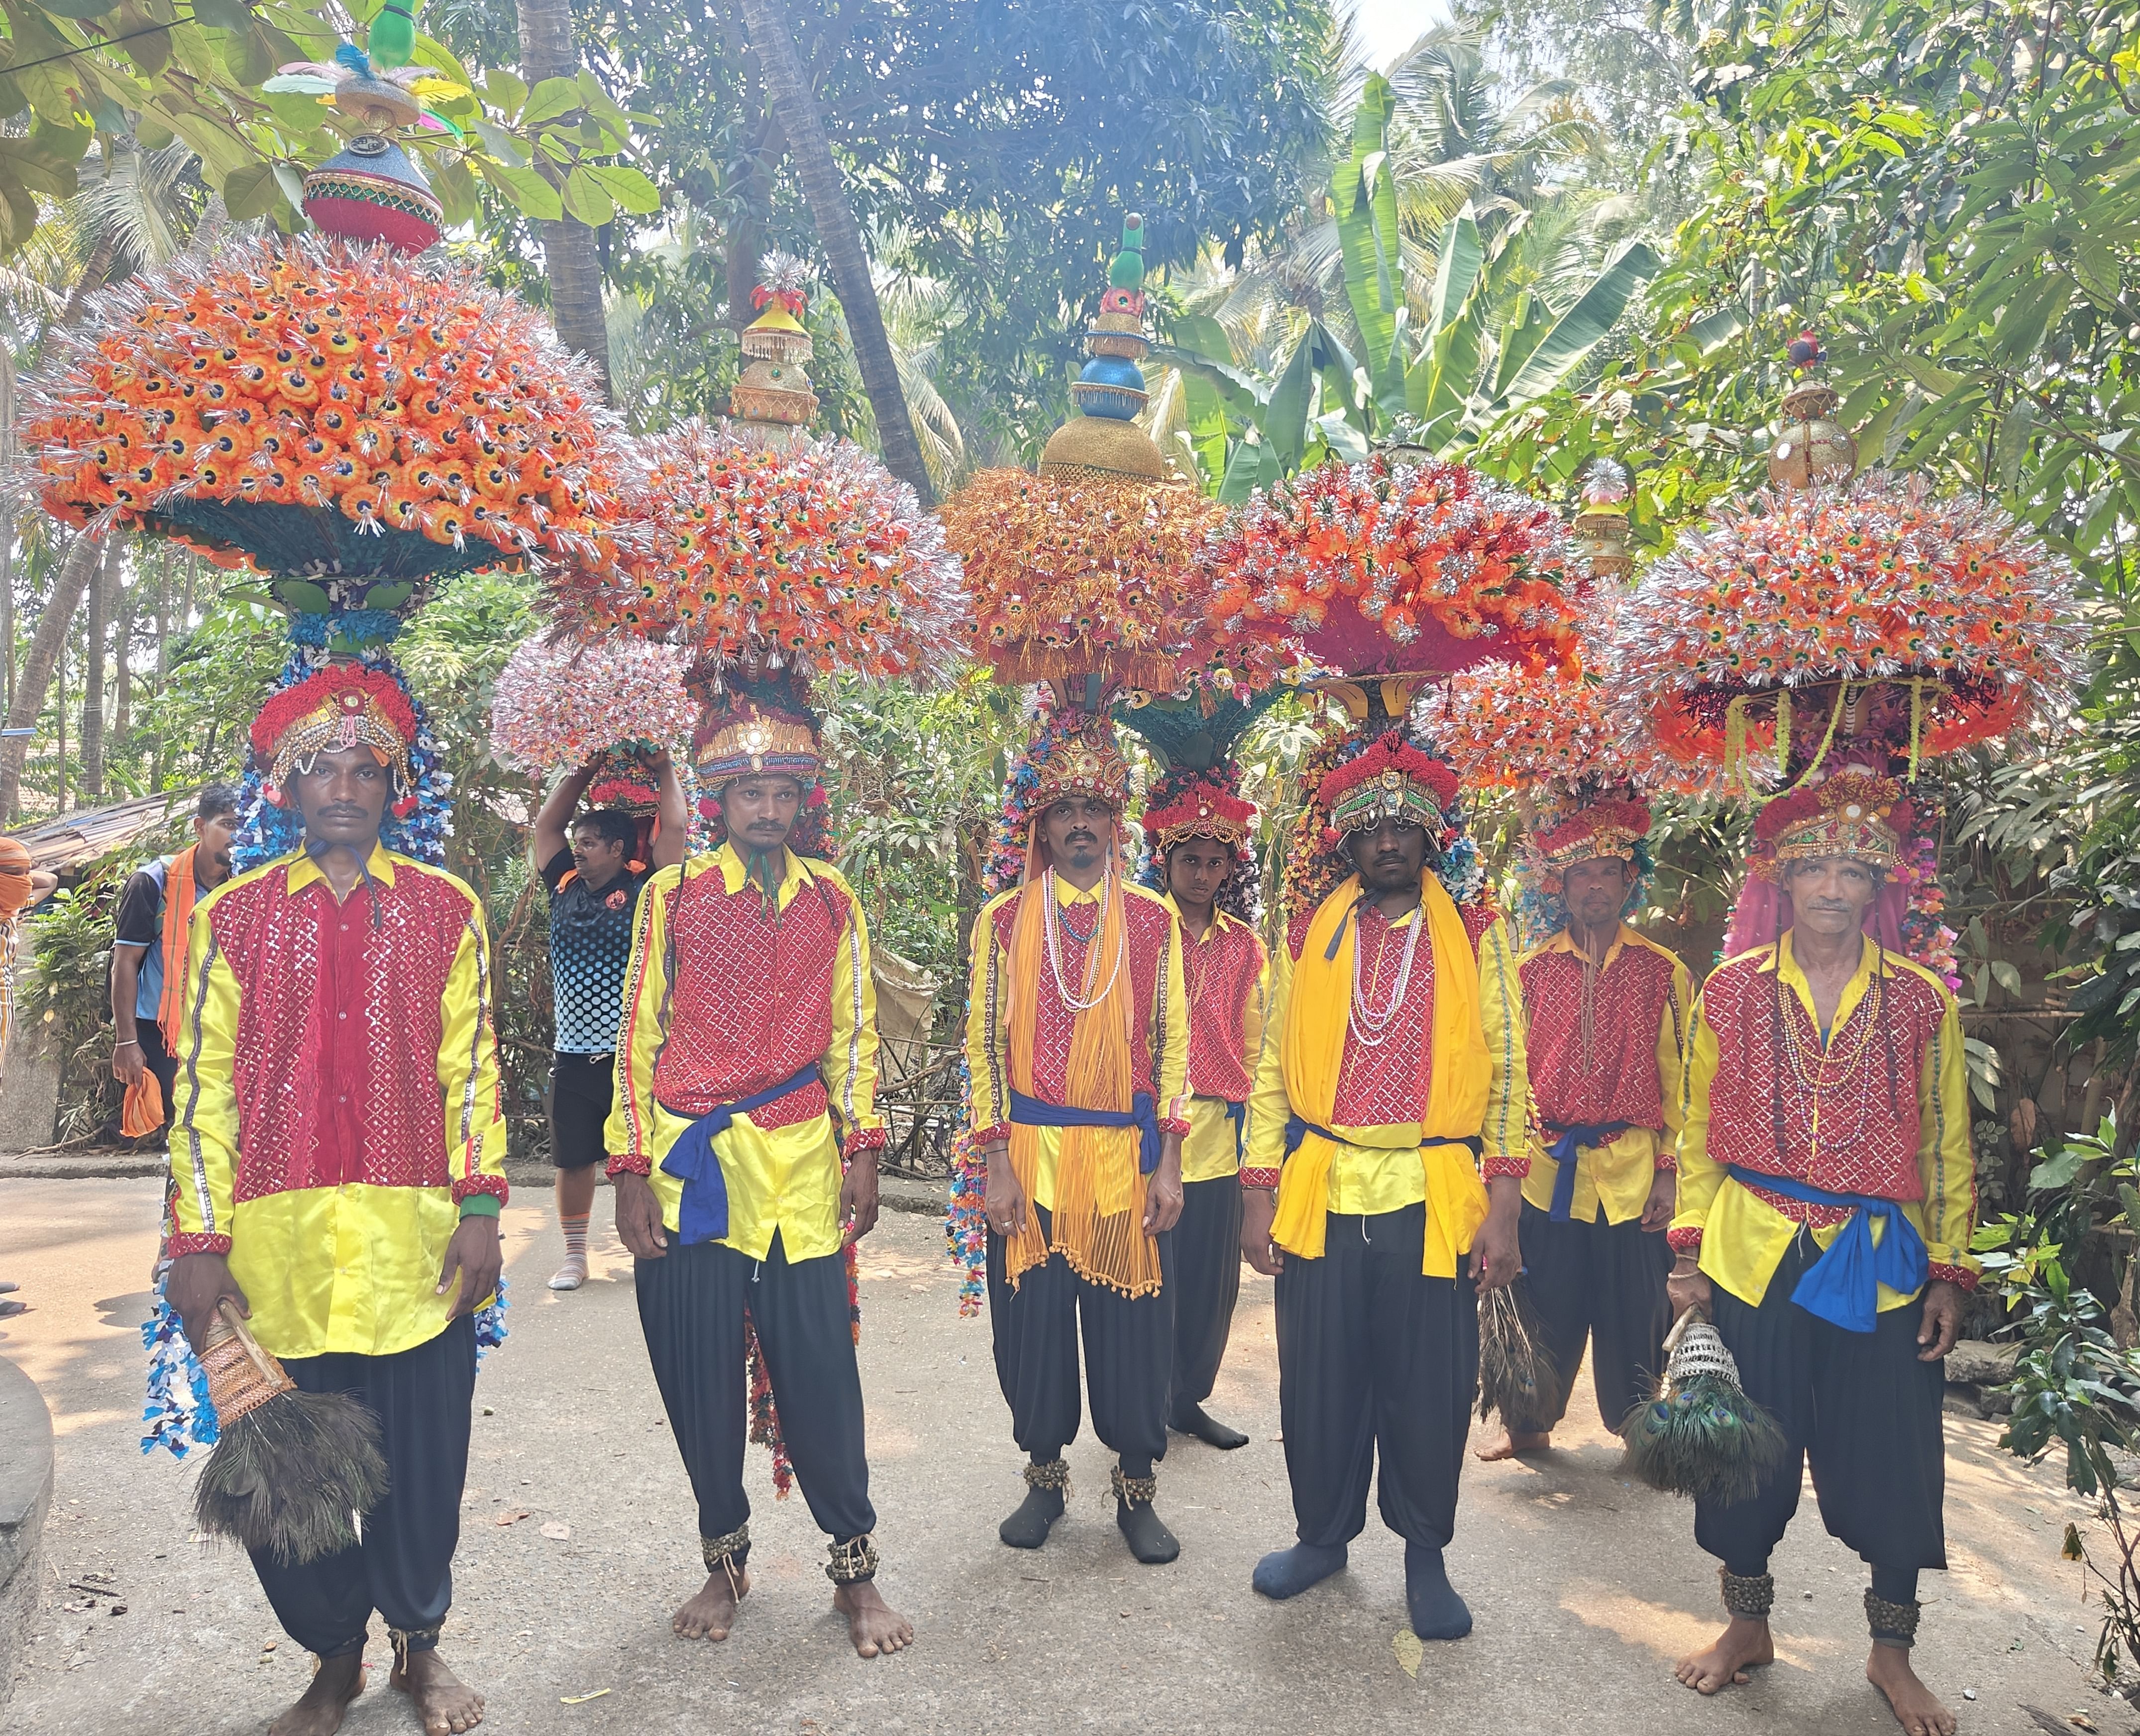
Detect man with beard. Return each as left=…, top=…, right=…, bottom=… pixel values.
left=111, top=783, right=240, bottom=1141
left=165, top=666, right=506, bottom=1736
left=608, top=680, right=911, bottom=1660
left=1241, top=728, right=1528, bottom=1642
left=1669, top=772, right=1974, bottom=1736
left=968, top=709, right=1191, bottom=1562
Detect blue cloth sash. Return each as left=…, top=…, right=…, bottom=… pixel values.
left=658, top=1061, right=823, bottom=1246
left=1284, top=1114, right=1483, bottom=1162
left=1009, top=1086, right=1163, bottom=1175
left=1726, top=1166, right=1929, bottom=1333
left=1543, top=1120, right=1636, bottom=1222
left=1225, top=1099, right=1246, bottom=1164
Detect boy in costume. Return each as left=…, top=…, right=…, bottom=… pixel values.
left=607, top=680, right=911, bottom=1660
left=163, top=665, right=507, bottom=1736
left=1476, top=797, right=1691, bottom=1458
left=1240, top=725, right=1529, bottom=1642
left=1140, top=764, right=1266, bottom=1450
left=1669, top=772, right=1973, bottom=1736
left=968, top=708, right=1192, bottom=1563
left=531, top=751, right=686, bottom=1290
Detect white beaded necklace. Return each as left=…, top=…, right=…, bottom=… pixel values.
left=1044, top=868, right=1126, bottom=1012
left=1348, top=897, right=1424, bottom=1048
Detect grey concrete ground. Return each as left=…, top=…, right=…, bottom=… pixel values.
left=0, top=1174, right=2132, bottom=1736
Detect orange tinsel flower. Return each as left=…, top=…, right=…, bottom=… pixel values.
left=939, top=468, right=1225, bottom=690
left=18, top=235, right=637, bottom=578
left=553, top=420, right=968, bottom=685
left=1606, top=472, right=2085, bottom=768
left=1198, top=453, right=1585, bottom=680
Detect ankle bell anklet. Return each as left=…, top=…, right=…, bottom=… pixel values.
left=388, top=1624, right=442, bottom=1670
left=1023, top=1459, right=1071, bottom=1498
left=826, top=1533, right=880, bottom=1585
left=1865, top=1590, right=1921, bottom=1649
left=1110, top=1464, right=1158, bottom=1507
left=701, top=1523, right=751, bottom=1575
left=1719, top=1569, right=1774, bottom=1620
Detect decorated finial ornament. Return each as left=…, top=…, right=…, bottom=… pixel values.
left=729, top=252, right=821, bottom=451
left=1768, top=326, right=1857, bottom=489
left=1571, top=457, right=1633, bottom=580
left=1042, top=212, right=1167, bottom=483
left=266, top=33, right=469, bottom=253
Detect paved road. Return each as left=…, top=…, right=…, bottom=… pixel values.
left=1, top=1176, right=2130, bottom=1735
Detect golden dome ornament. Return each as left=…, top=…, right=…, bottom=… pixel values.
left=1767, top=330, right=1858, bottom=489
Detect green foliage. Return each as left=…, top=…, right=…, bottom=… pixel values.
left=1156, top=69, right=1659, bottom=493
left=17, top=857, right=138, bottom=1142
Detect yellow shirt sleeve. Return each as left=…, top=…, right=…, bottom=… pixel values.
left=821, top=873, right=884, bottom=1145
left=1476, top=916, right=1530, bottom=1168
left=1657, top=954, right=1694, bottom=1162
left=1241, top=938, right=1271, bottom=1090
left=167, top=895, right=242, bottom=1252
left=435, top=891, right=508, bottom=1196
left=1243, top=937, right=1295, bottom=1174
left=1671, top=987, right=1723, bottom=1241
left=964, top=893, right=1011, bottom=1137
left=1920, top=992, right=1981, bottom=1280
left=1155, top=905, right=1190, bottom=1117
left=606, top=866, right=676, bottom=1165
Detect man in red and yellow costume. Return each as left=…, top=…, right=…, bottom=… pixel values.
left=1476, top=797, right=1691, bottom=1459
left=1669, top=771, right=1973, bottom=1736
left=607, top=680, right=911, bottom=1661
left=164, top=664, right=506, bottom=1736
left=1241, top=725, right=1529, bottom=1643
left=1140, top=765, right=1268, bottom=1451
left=968, top=709, right=1192, bottom=1564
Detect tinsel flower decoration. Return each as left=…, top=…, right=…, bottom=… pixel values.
left=488, top=633, right=694, bottom=775
left=559, top=420, right=966, bottom=684
left=1200, top=454, right=1586, bottom=680
left=939, top=467, right=1225, bottom=691
left=18, top=235, right=637, bottom=587
left=1605, top=472, right=2084, bottom=778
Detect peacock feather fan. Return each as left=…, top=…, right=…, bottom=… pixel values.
left=1620, top=1308, right=1790, bottom=1505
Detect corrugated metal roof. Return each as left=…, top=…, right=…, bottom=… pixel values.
left=7, top=787, right=202, bottom=873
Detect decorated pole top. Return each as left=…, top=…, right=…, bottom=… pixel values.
left=1041, top=213, right=1167, bottom=486
left=942, top=206, right=1224, bottom=695
left=730, top=252, right=821, bottom=451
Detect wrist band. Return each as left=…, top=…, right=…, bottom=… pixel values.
left=115, top=1039, right=141, bottom=1050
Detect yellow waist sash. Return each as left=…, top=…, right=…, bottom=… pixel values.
left=1270, top=873, right=1489, bottom=1278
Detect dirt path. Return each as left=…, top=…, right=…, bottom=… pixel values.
left=1, top=1176, right=2128, bottom=1735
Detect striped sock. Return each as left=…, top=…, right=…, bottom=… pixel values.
left=550, top=1212, right=591, bottom=1290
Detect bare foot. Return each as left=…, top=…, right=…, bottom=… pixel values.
left=269, top=1651, right=365, bottom=1736
left=1867, top=1644, right=1956, bottom=1736
left=833, top=1580, right=914, bottom=1658
left=1473, top=1428, right=1552, bottom=1461
left=673, top=1564, right=749, bottom=1640
left=389, top=1648, right=483, bottom=1735
left=1673, top=1616, right=1774, bottom=1694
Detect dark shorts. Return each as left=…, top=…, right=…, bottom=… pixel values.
left=550, top=1054, right=615, bottom=1170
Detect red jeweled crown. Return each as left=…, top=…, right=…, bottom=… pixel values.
left=1142, top=766, right=1255, bottom=851
left=1751, top=771, right=1912, bottom=879
left=1316, top=731, right=1460, bottom=840
left=249, top=665, right=417, bottom=807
